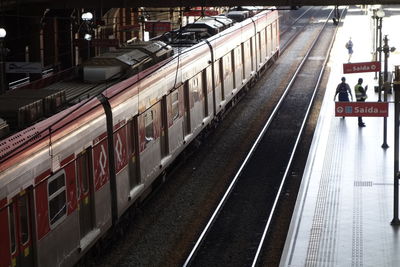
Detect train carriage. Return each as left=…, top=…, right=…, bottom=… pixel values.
left=0, top=8, right=279, bottom=267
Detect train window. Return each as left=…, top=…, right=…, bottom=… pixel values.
left=48, top=171, right=67, bottom=227
left=8, top=204, right=16, bottom=254
left=250, top=38, right=254, bottom=69
left=192, top=76, right=202, bottom=103
left=272, top=22, right=277, bottom=50
left=214, top=60, right=221, bottom=87
left=236, top=47, right=241, bottom=66
left=18, top=195, right=30, bottom=245
left=171, top=90, right=180, bottom=121
left=267, top=25, right=272, bottom=55
left=77, top=152, right=90, bottom=195
left=224, top=55, right=231, bottom=77
left=144, top=109, right=154, bottom=143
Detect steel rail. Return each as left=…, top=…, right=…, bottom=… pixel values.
left=251, top=6, right=346, bottom=266
left=279, top=7, right=314, bottom=53
left=183, top=7, right=336, bottom=267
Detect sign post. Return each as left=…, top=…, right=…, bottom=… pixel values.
left=342, top=61, right=391, bottom=147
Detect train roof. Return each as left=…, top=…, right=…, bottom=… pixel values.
left=0, top=9, right=279, bottom=164
left=196, top=16, right=234, bottom=27
left=225, top=11, right=251, bottom=22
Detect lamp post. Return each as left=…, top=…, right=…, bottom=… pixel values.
left=378, top=35, right=396, bottom=149
left=375, top=9, right=385, bottom=102
left=371, top=9, right=378, bottom=78
left=0, top=27, right=7, bottom=94
left=138, top=14, right=147, bottom=41
left=392, top=65, right=400, bottom=225
left=84, top=33, right=92, bottom=58
left=381, top=35, right=396, bottom=85
left=81, top=12, right=93, bottom=21
left=81, top=12, right=93, bottom=59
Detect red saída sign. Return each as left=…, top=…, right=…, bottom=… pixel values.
left=335, top=102, right=388, bottom=117
left=343, top=61, right=381, bottom=74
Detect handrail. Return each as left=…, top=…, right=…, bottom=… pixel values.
left=8, top=77, right=30, bottom=90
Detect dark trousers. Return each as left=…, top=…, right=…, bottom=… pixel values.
left=357, top=100, right=364, bottom=124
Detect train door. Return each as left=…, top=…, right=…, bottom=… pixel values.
left=222, top=53, right=233, bottom=100
left=233, top=47, right=242, bottom=89
left=203, top=66, right=214, bottom=117
left=211, top=58, right=223, bottom=113
left=76, top=149, right=95, bottom=239
left=188, top=73, right=205, bottom=132
left=160, top=96, right=169, bottom=158
left=166, top=86, right=184, bottom=155
left=9, top=191, right=34, bottom=267
left=128, top=118, right=140, bottom=189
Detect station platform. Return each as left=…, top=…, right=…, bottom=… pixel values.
left=280, top=6, right=400, bottom=266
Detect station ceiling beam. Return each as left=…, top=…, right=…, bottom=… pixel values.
left=3, top=0, right=400, bottom=9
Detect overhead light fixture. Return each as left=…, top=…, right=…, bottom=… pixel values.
left=0, top=28, right=6, bottom=38
left=84, top=33, right=92, bottom=41
left=81, top=12, right=93, bottom=21
left=376, top=9, right=385, bottom=18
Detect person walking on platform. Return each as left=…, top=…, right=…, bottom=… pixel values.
left=354, top=78, right=368, bottom=127
left=334, top=77, right=353, bottom=102
left=345, top=37, right=353, bottom=62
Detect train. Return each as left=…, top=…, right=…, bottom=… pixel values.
left=0, top=8, right=279, bottom=267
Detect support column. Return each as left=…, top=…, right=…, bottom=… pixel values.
left=0, top=38, right=6, bottom=93
left=378, top=18, right=383, bottom=102
left=392, top=65, right=400, bottom=225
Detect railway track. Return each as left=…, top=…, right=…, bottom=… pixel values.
left=92, top=6, right=345, bottom=267
left=279, top=6, right=314, bottom=52
left=183, top=7, right=340, bottom=267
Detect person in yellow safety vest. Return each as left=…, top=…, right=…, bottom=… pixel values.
left=354, top=78, right=368, bottom=127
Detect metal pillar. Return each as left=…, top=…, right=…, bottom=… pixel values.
left=40, top=28, right=45, bottom=68
left=0, top=39, right=5, bottom=94
left=87, top=41, right=90, bottom=59
left=391, top=66, right=400, bottom=225
left=378, top=18, right=383, bottom=102
left=382, top=35, right=389, bottom=149
left=374, top=11, right=378, bottom=79
left=384, top=37, right=389, bottom=82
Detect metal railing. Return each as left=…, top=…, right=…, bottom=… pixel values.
left=8, top=76, right=30, bottom=90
